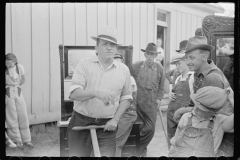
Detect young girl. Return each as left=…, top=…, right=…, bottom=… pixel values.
left=169, top=86, right=234, bottom=157
left=5, top=53, right=34, bottom=149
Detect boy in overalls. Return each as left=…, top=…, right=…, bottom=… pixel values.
left=169, top=86, right=234, bottom=157
left=167, top=52, right=194, bottom=147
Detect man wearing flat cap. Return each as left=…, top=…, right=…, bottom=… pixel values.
left=165, top=40, right=188, bottom=87
left=175, top=36, right=233, bottom=117
left=132, top=43, right=165, bottom=157
left=68, top=26, right=132, bottom=157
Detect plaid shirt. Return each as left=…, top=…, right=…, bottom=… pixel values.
left=193, top=72, right=205, bottom=93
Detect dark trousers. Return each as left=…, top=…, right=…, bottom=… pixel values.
left=68, top=111, right=117, bottom=157
left=137, top=104, right=157, bottom=157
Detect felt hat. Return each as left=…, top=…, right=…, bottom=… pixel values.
left=195, top=28, right=205, bottom=36
left=185, top=36, right=215, bottom=54
left=190, top=86, right=230, bottom=114
left=141, top=43, right=159, bottom=54
left=170, top=53, right=185, bottom=65
left=91, top=26, right=121, bottom=45
left=176, top=40, right=188, bottom=52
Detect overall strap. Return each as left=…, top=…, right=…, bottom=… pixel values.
left=207, top=116, right=215, bottom=130
left=16, top=64, right=19, bottom=74
left=133, top=61, right=144, bottom=82
left=186, top=112, right=194, bottom=126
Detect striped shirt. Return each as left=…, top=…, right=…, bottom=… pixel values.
left=69, top=56, right=133, bottom=118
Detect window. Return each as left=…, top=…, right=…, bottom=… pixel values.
left=157, top=11, right=166, bottom=22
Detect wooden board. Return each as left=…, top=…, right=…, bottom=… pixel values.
left=31, top=3, right=50, bottom=114
left=140, top=3, right=148, bottom=61
left=169, top=10, right=177, bottom=71
left=49, top=3, right=63, bottom=113
left=6, top=3, right=12, bottom=54
left=63, top=3, right=76, bottom=45
left=11, top=3, right=32, bottom=114
left=147, top=3, right=154, bottom=43
left=97, top=3, right=107, bottom=33
left=197, top=16, right=203, bottom=28
left=116, top=3, right=125, bottom=45
left=86, top=3, right=97, bottom=46
left=181, top=12, right=187, bottom=41
left=176, top=11, right=182, bottom=48
left=76, top=3, right=87, bottom=46
left=187, top=14, right=192, bottom=38
left=108, top=3, right=117, bottom=28
left=191, top=15, right=198, bottom=37
left=125, top=3, right=133, bottom=46
left=132, top=3, right=140, bottom=62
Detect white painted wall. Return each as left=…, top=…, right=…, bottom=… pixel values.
left=5, top=3, right=217, bottom=124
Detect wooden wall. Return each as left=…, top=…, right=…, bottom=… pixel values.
left=5, top=3, right=216, bottom=125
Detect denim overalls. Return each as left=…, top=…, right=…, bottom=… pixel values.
left=167, top=75, right=192, bottom=144
left=168, top=112, right=215, bottom=157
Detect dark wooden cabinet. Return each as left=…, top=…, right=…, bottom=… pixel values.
left=202, top=15, right=234, bottom=157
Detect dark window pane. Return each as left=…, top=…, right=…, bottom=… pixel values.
left=157, top=11, right=166, bottom=22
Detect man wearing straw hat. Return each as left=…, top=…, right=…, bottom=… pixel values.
left=132, top=43, right=165, bottom=157
left=68, top=26, right=132, bottom=157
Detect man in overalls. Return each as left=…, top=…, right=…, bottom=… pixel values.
left=132, top=43, right=165, bottom=157
left=165, top=40, right=188, bottom=87
left=167, top=43, right=194, bottom=147
left=169, top=86, right=234, bottom=157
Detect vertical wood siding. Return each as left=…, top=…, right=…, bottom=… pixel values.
left=6, top=3, right=213, bottom=125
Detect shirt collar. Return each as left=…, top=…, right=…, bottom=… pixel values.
left=179, top=71, right=194, bottom=79
left=143, top=61, right=155, bottom=70
left=91, top=56, right=117, bottom=70
left=195, top=60, right=215, bottom=78
left=190, top=109, right=216, bottom=122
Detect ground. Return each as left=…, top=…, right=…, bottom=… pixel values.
left=6, top=112, right=169, bottom=157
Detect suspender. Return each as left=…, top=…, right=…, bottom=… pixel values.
left=187, top=112, right=214, bottom=130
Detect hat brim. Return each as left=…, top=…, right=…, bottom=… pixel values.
left=141, top=49, right=160, bottom=54
left=91, top=36, right=121, bottom=45
left=185, top=44, right=215, bottom=54
left=170, top=59, right=182, bottom=65
left=190, top=94, right=218, bottom=114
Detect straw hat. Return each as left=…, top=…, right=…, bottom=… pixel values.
left=91, top=26, right=121, bottom=45
left=185, top=36, right=215, bottom=54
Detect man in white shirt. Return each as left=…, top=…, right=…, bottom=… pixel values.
left=155, top=38, right=164, bottom=66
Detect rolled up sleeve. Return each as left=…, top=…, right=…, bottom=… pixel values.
left=68, top=61, right=87, bottom=98
left=120, top=69, right=133, bottom=101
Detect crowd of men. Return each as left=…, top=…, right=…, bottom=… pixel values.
left=67, top=26, right=234, bottom=157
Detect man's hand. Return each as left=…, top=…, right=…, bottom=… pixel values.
left=95, top=91, right=116, bottom=105
left=169, top=92, right=176, bottom=101
left=104, top=118, right=118, bottom=131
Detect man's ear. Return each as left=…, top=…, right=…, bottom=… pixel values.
left=154, top=53, right=158, bottom=58
left=144, top=52, right=147, bottom=58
